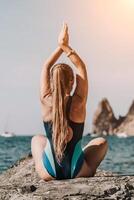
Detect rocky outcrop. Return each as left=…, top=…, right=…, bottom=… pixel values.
left=127, top=100, right=134, bottom=116
left=92, top=98, right=134, bottom=136
left=92, top=98, right=125, bottom=135
left=114, top=100, right=134, bottom=136
left=0, top=154, right=134, bottom=200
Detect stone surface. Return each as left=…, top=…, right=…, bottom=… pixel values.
left=0, top=154, right=134, bottom=200
left=92, top=98, right=134, bottom=136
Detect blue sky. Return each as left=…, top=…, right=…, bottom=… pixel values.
left=0, top=0, right=134, bottom=135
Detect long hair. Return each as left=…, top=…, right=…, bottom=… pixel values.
left=50, top=63, right=74, bottom=163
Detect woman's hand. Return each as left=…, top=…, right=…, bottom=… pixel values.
left=58, top=22, right=69, bottom=46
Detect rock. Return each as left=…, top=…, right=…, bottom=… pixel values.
left=114, top=100, right=134, bottom=136
left=127, top=100, right=134, bottom=116
left=0, top=155, right=134, bottom=200
left=92, top=98, right=122, bottom=135
left=92, top=98, right=134, bottom=136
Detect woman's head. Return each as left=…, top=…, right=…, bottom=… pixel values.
left=50, top=63, right=74, bottom=163
left=50, top=63, right=74, bottom=96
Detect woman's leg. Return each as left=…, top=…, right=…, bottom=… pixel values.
left=75, top=137, right=108, bottom=178
left=31, top=135, right=56, bottom=181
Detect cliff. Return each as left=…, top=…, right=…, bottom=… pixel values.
left=0, top=154, right=134, bottom=199
left=114, top=100, right=134, bottom=136
left=92, top=98, right=134, bottom=136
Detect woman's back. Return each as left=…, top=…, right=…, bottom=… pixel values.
left=42, top=95, right=85, bottom=179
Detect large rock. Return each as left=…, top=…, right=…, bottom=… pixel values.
left=114, top=100, right=134, bottom=136
left=91, top=98, right=134, bottom=136
left=127, top=100, right=134, bottom=116
left=92, top=98, right=124, bottom=135
left=0, top=154, right=134, bottom=200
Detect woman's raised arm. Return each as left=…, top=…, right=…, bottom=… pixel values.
left=40, top=23, right=69, bottom=102
left=57, top=23, right=88, bottom=104
left=40, top=46, right=63, bottom=102
left=59, top=43, right=88, bottom=104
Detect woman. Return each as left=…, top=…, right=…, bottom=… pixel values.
left=31, top=23, right=108, bottom=181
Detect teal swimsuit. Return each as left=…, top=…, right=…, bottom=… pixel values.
left=41, top=95, right=85, bottom=180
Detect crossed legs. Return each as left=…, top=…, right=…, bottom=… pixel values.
left=31, top=135, right=108, bottom=180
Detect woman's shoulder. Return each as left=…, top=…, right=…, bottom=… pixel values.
left=68, top=95, right=86, bottom=123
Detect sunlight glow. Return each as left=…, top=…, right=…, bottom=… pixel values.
left=122, top=0, right=134, bottom=7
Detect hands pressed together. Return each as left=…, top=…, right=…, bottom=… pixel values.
left=58, top=22, right=69, bottom=47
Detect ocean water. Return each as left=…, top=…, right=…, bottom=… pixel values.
left=0, top=135, right=134, bottom=175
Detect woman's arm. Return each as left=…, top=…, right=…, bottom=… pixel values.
left=40, top=23, right=69, bottom=102
left=59, top=43, right=88, bottom=104
left=57, top=23, right=88, bottom=103
left=40, top=46, right=63, bottom=102
left=60, top=44, right=87, bottom=79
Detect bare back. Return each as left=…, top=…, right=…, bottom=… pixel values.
left=40, top=68, right=88, bottom=123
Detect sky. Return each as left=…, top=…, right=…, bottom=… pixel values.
left=0, top=0, right=134, bottom=135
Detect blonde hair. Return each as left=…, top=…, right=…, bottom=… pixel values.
left=50, top=63, right=74, bottom=163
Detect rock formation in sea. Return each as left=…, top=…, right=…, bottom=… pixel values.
left=92, top=98, right=125, bottom=135
left=114, top=100, right=134, bottom=136
left=0, top=154, right=134, bottom=200
left=92, top=98, right=134, bottom=136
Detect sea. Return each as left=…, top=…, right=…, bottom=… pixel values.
left=0, top=135, right=134, bottom=175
